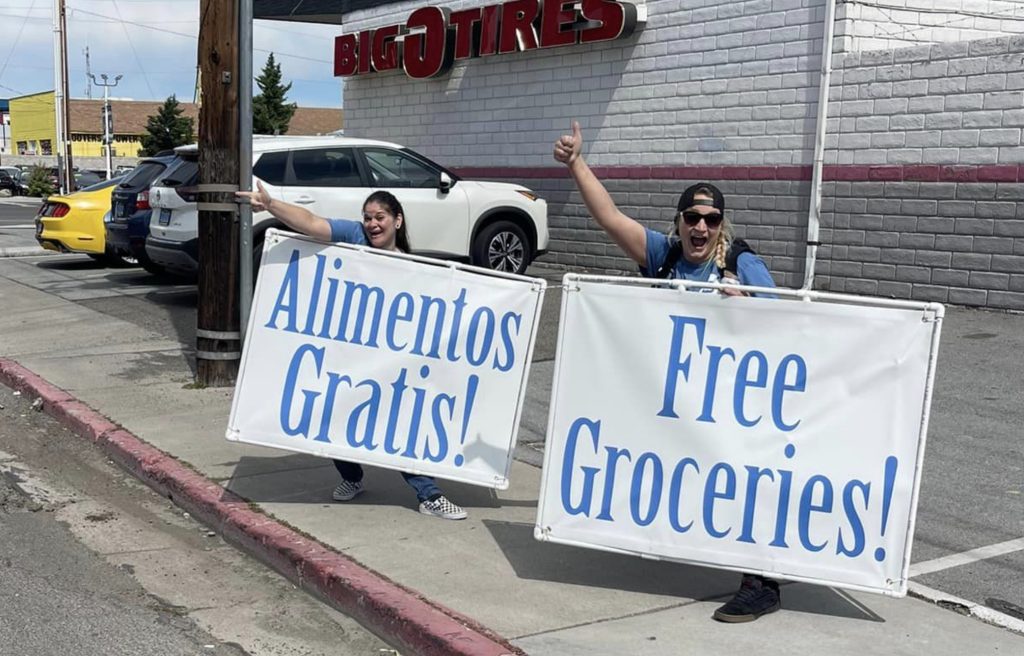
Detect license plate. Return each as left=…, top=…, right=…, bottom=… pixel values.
left=159, top=208, right=172, bottom=225
left=115, top=201, right=125, bottom=218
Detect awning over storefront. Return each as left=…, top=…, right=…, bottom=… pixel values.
left=253, top=0, right=404, bottom=24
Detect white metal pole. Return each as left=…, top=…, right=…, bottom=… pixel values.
left=802, top=0, right=838, bottom=291
left=104, top=85, right=112, bottom=179
left=52, top=0, right=65, bottom=193
left=238, top=0, right=254, bottom=341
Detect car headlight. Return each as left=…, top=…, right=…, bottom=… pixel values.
left=515, top=189, right=539, bottom=201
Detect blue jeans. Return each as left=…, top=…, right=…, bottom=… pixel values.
left=333, top=460, right=441, bottom=502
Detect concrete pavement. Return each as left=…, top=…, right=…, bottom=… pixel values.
left=0, top=255, right=1021, bottom=655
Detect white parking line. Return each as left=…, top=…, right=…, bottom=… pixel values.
left=3, top=224, right=37, bottom=228
left=910, top=537, right=1024, bottom=578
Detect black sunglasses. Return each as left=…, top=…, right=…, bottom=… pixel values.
left=680, top=211, right=724, bottom=228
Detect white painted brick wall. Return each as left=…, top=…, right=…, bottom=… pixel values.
left=825, top=35, right=1024, bottom=165
left=835, top=0, right=1024, bottom=52
left=342, top=0, right=827, bottom=168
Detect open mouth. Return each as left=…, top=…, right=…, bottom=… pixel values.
left=689, top=234, right=708, bottom=249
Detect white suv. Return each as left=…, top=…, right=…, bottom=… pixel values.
left=146, top=136, right=548, bottom=276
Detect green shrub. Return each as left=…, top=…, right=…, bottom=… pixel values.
left=25, top=165, right=56, bottom=198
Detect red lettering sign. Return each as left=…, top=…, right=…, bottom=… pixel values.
left=479, top=4, right=501, bottom=57
left=403, top=7, right=452, bottom=79
left=540, top=0, right=577, bottom=49
left=499, top=0, right=539, bottom=54
left=334, top=0, right=641, bottom=80
left=450, top=8, right=482, bottom=60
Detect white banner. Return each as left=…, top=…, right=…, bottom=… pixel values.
left=536, top=275, right=943, bottom=595
left=228, top=230, right=545, bottom=489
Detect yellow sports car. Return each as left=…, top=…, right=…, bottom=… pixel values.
left=35, top=176, right=132, bottom=265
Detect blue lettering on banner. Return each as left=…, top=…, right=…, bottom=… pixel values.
left=277, top=342, right=481, bottom=468
left=556, top=310, right=901, bottom=563
left=657, top=314, right=806, bottom=431
left=558, top=418, right=897, bottom=561
left=262, top=249, right=523, bottom=372
left=258, top=246, right=535, bottom=472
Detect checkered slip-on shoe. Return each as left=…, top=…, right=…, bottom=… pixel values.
left=331, top=479, right=364, bottom=502
left=418, top=495, right=467, bottom=520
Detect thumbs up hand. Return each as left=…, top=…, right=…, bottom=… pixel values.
left=553, top=120, right=583, bottom=165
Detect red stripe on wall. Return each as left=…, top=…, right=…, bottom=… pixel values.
left=451, top=164, right=1024, bottom=183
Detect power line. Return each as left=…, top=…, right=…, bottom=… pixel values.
left=110, top=0, right=155, bottom=97
left=67, top=6, right=333, bottom=64
left=0, top=0, right=37, bottom=84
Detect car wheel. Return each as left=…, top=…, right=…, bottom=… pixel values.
left=472, top=220, right=530, bottom=275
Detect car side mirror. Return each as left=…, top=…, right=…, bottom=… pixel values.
left=438, top=171, right=453, bottom=194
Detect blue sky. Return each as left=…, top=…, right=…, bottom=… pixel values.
left=0, top=0, right=343, bottom=107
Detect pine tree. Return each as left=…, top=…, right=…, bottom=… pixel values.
left=139, top=95, right=194, bottom=156
left=253, top=53, right=297, bottom=135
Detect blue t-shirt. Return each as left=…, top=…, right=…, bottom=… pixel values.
left=639, top=228, right=776, bottom=297
left=326, top=218, right=367, bottom=245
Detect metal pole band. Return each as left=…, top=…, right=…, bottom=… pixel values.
left=195, top=350, right=241, bottom=361
left=196, top=329, right=241, bottom=340
left=193, top=184, right=240, bottom=193
left=197, top=202, right=239, bottom=212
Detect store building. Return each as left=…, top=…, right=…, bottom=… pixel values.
left=8, top=91, right=344, bottom=159
left=282, top=0, right=1024, bottom=310
left=0, top=99, right=10, bottom=157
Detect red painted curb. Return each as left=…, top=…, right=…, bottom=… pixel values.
left=0, top=358, right=523, bottom=656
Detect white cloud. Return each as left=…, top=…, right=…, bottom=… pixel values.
left=0, top=0, right=342, bottom=106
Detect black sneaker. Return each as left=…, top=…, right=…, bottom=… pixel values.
left=712, top=575, right=781, bottom=623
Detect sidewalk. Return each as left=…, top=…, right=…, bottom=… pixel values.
left=0, top=265, right=1021, bottom=655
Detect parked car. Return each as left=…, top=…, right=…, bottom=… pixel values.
left=106, top=154, right=184, bottom=275
left=0, top=169, right=19, bottom=196
left=146, top=136, right=549, bottom=277
left=74, top=169, right=104, bottom=188
left=34, top=176, right=133, bottom=265
left=146, top=145, right=199, bottom=277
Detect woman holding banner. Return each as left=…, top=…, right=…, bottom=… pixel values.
left=236, top=182, right=468, bottom=521
left=553, top=122, right=781, bottom=621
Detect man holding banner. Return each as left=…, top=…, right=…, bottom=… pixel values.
left=553, top=121, right=784, bottom=622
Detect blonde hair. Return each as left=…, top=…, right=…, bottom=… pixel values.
left=713, top=220, right=733, bottom=270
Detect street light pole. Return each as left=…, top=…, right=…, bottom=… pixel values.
left=88, top=73, right=122, bottom=179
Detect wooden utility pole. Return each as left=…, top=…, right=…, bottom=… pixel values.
left=196, top=0, right=241, bottom=386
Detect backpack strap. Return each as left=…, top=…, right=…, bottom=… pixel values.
left=654, top=240, right=683, bottom=278
left=722, top=238, right=754, bottom=276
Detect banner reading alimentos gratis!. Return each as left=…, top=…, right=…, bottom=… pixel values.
left=536, top=275, right=943, bottom=595
left=228, top=230, right=546, bottom=489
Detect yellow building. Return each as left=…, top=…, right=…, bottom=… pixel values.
left=9, top=91, right=343, bottom=158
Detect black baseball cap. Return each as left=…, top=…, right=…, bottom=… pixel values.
left=677, top=182, right=725, bottom=213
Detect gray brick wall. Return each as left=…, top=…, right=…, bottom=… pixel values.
left=342, top=2, right=1024, bottom=310
left=818, top=36, right=1024, bottom=311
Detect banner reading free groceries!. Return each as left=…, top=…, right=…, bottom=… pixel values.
left=536, top=275, right=943, bottom=595
left=228, top=230, right=545, bottom=489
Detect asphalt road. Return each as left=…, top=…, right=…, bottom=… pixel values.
left=0, top=214, right=1020, bottom=633
left=0, top=381, right=391, bottom=655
